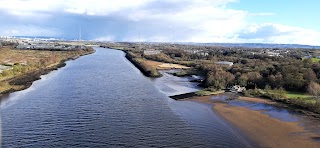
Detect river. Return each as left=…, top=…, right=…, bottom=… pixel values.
left=0, top=47, right=255, bottom=147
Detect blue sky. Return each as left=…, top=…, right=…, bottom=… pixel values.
left=0, top=0, right=319, bottom=45
left=229, top=0, right=320, bottom=30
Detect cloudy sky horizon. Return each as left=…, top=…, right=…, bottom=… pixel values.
left=0, top=0, right=319, bottom=45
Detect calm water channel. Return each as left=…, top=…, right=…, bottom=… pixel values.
left=0, top=48, right=255, bottom=147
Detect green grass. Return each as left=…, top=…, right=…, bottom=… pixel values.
left=265, top=90, right=311, bottom=99
left=285, top=91, right=311, bottom=99
left=195, top=90, right=225, bottom=96
left=303, top=58, right=320, bottom=63
left=311, top=58, right=320, bottom=63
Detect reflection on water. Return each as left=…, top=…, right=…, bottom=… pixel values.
left=229, top=101, right=300, bottom=122
left=0, top=48, right=255, bottom=147
left=151, top=70, right=202, bottom=96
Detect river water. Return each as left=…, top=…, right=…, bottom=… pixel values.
left=0, top=48, right=255, bottom=147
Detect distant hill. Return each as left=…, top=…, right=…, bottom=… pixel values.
left=178, top=43, right=320, bottom=49
left=137, top=42, right=320, bottom=49
left=8, top=36, right=320, bottom=49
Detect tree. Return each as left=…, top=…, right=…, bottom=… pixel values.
left=204, top=69, right=235, bottom=89
left=303, top=68, right=317, bottom=83
left=247, top=72, right=262, bottom=88
left=268, top=73, right=284, bottom=88
left=238, top=74, right=248, bottom=87
left=307, top=82, right=320, bottom=96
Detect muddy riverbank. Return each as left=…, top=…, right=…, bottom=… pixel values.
left=185, top=93, right=320, bottom=148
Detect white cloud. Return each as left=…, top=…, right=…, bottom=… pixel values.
left=0, top=0, right=319, bottom=45
left=116, top=0, right=248, bottom=42
left=0, top=25, right=61, bottom=37
left=93, top=36, right=115, bottom=41
left=0, top=0, right=154, bottom=16
left=0, top=0, right=62, bottom=15
left=237, top=23, right=320, bottom=45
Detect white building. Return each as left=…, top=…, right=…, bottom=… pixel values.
left=144, top=49, right=161, bottom=55
left=216, top=61, right=234, bottom=67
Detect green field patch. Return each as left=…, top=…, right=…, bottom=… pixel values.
left=195, top=90, right=225, bottom=96
left=285, top=91, right=311, bottom=99
left=311, top=58, right=320, bottom=63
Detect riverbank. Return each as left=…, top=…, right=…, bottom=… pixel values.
left=0, top=47, right=95, bottom=98
left=183, top=93, right=320, bottom=148
left=124, top=52, right=162, bottom=77
left=100, top=46, right=190, bottom=78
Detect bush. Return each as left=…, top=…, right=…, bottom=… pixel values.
left=1, top=70, right=13, bottom=77
left=0, top=81, right=9, bottom=91
left=243, top=89, right=262, bottom=97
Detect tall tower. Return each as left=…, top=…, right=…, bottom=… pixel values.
left=79, top=27, right=82, bottom=41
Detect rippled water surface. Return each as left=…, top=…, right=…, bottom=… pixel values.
left=0, top=48, right=254, bottom=147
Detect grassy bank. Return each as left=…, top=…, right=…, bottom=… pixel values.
left=125, top=52, right=162, bottom=77
left=102, top=46, right=190, bottom=78
left=0, top=46, right=95, bottom=96
left=195, top=90, right=225, bottom=96
left=244, top=89, right=320, bottom=114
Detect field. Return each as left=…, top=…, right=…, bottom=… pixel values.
left=311, top=58, right=320, bottom=63
left=285, top=91, right=311, bottom=99
left=258, top=89, right=319, bottom=113
left=195, top=90, right=225, bottom=96
left=303, top=57, right=320, bottom=63
left=139, top=59, right=190, bottom=70
left=0, top=46, right=93, bottom=94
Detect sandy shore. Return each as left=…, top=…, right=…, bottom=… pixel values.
left=143, top=60, right=190, bottom=70
left=158, top=63, right=190, bottom=69
left=190, top=94, right=320, bottom=148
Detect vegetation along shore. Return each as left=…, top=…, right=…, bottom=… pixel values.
left=0, top=42, right=95, bottom=97
left=101, top=42, right=320, bottom=116
left=102, top=41, right=320, bottom=147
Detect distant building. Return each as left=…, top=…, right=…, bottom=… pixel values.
left=267, top=52, right=280, bottom=57
left=304, top=55, right=312, bottom=59
left=144, top=49, right=161, bottom=55
left=228, top=85, right=246, bottom=93
left=216, top=61, right=233, bottom=67
left=197, top=52, right=209, bottom=56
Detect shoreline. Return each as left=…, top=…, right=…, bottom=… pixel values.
left=0, top=49, right=95, bottom=98
left=100, top=46, right=160, bottom=77
left=184, top=93, right=320, bottom=147
left=101, top=46, right=191, bottom=78
left=124, top=51, right=163, bottom=78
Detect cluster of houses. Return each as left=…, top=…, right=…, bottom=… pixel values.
left=183, top=49, right=209, bottom=56
left=143, top=48, right=210, bottom=57
left=249, top=49, right=287, bottom=57
left=227, top=85, right=246, bottom=93
left=143, top=49, right=161, bottom=55
left=16, top=41, right=86, bottom=51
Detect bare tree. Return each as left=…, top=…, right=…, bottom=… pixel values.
left=307, top=82, right=320, bottom=96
